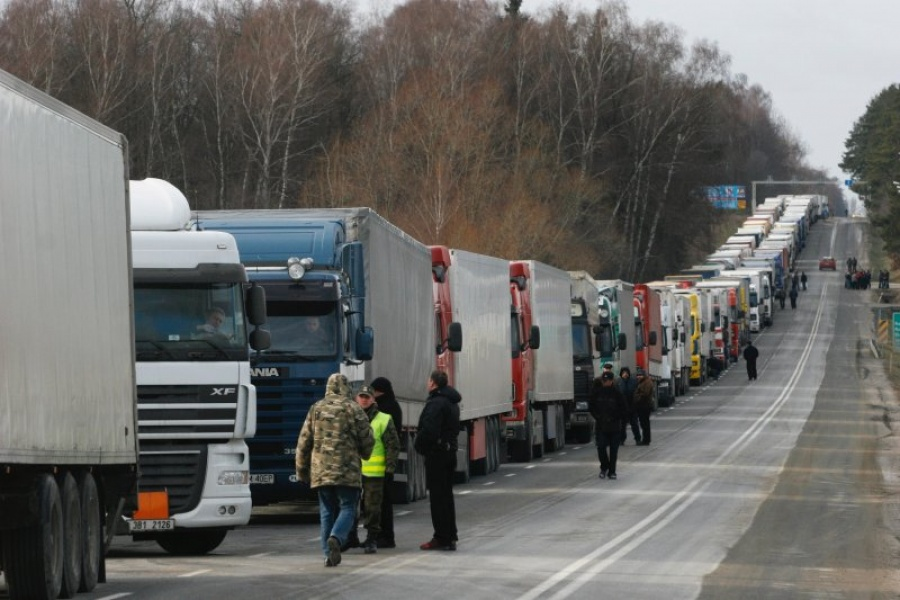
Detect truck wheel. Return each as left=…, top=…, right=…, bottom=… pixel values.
left=156, top=529, right=227, bottom=555
left=575, top=426, right=593, bottom=445
left=488, top=417, right=501, bottom=473
left=2, top=473, right=64, bottom=600
left=508, top=413, right=533, bottom=463
left=76, top=472, right=101, bottom=593
left=57, top=472, right=83, bottom=599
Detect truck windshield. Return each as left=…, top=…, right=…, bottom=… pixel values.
left=572, top=324, right=591, bottom=358
left=261, top=301, right=337, bottom=358
left=134, top=283, right=248, bottom=360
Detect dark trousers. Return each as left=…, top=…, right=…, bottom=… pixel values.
left=379, top=473, right=395, bottom=542
left=746, top=359, right=758, bottom=380
left=620, top=412, right=641, bottom=443
left=425, top=451, right=457, bottom=543
left=360, top=476, right=385, bottom=539
left=636, top=407, right=651, bottom=444
left=595, top=429, right=621, bottom=475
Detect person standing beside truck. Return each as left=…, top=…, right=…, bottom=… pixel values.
left=616, top=367, right=640, bottom=445
left=296, top=373, right=374, bottom=567
left=354, top=384, right=400, bottom=554
left=371, top=376, right=403, bottom=548
left=415, top=369, right=461, bottom=551
left=589, top=371, right=627, bottom=479
left=633, top=368, right=656, bottom=446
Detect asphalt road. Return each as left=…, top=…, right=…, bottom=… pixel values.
left=3, top=216, right=898, bottom=600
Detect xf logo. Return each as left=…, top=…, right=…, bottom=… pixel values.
left=211, top=387, right=236, bottom=396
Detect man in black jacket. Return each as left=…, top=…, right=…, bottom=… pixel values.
left=743, top=340, right=760, bottom=381
left=589, top=371, right=627, bottom=480
left=415, top=370, right=461, bottom=551
left=371, top=376, right=403, bottom=548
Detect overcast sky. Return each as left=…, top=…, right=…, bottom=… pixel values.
left=353, top=0, right=900, bottom=188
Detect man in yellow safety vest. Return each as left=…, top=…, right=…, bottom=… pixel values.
left=355, top=384, right=400, bottom=554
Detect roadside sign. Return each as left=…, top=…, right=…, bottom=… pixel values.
left=893, top=312, right=900, bottom=350
left=845, top=179, right=854, bottom=187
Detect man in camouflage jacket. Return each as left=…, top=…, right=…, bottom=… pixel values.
left=296, top=373, right=374, bottom=567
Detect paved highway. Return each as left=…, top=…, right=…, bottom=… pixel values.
left=3, top=216, right=897, bottom=600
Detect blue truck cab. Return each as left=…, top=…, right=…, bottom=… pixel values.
left=195, top=210, right=373, bottom=506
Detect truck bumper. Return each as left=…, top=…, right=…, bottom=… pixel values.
left=173, top=441, right=252, bottom=528
left=504, top=421, right=527, bottom=442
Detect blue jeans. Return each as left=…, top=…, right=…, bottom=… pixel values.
left=317, top=485, right=360, bottom=557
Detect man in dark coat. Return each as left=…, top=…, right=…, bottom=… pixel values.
left=588, top=371, right=627, bottom=480
left=415, top=370, right=461, bottom=551
left=370, top=376, right=402, bottom=548
left=743, top=340, right=760, bottom=381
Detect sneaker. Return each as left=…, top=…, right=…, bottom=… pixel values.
left=420, top=538, right=455, bottom=551
left=327, top=536, right=342, bottom=566
left=363, top=538, right=377, bottom=554
left=608, top=473, right=618, bottom=480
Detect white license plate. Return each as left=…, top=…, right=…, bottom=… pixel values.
left=575, top=414, right=588, bottom=422
left=129, top=519, right=174, bottom=532
left=249, top=474, right=275, bottom=484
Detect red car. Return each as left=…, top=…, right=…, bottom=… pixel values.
left=819, top=256, right=837, bottom=270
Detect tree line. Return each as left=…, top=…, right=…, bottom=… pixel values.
left=0, top=0, right=841, bottom=280
left=842, top=85, right=900, bottom=268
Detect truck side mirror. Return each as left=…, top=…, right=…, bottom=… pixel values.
left=247, top=283, right=267, bottom=326
left=356, top=327, right=374, bottom=361
left=617, top=332, right=627, bottom=350
left=447, top=322, right=463, bottom=352
left=648, top=331, right=657, bottom=346
left=529, top=325, right=541, bottom=350
left=250, top=328, right=271, bottom=351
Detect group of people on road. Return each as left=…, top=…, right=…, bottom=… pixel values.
left=295, top=370, right=461, bottom=567
left=588, top=363, right=656, bottom=480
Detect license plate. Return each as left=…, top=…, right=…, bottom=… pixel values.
left=129, top=519, right=174, bottom=532
left=250, top=474, right=275, bottom=484
left=575, top=414, right=588, bottom=422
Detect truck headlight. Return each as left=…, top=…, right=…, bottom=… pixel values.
left=217, top=470, right=249, bottom=485
left=576, top=401, right=588, bottom=411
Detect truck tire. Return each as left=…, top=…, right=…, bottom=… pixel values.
left=76, top=471, right=101, bottom=593
left=486, top=417, right=499, bottom=473
left=508, top=412, right=534, bottom=463
left=57, top=472, right=83, bottom=599
left=2, top=473, right=64, bottom=600
left=156, top=528, right=228, bottom=555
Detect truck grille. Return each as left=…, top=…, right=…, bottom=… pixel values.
left=137, top=441, right=208, bottom=514
left=573, top=370, right=592, bottom=400
left=137, top=385, right=237, bottom=439
left=250, top=376, right=320, bottom=470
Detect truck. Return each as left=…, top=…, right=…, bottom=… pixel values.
left=645, top=281, right=693, bottom=398
left=633, top=284, right=667, bottom=403
left=568, top=271, right=603, bottom=442
left=196, top=208, right=434, bottom=504
left=0, top=69, right=138, bottom=599
left=128, top=179, right=269, bottom=554
left=430, top=247, right=510, bottom=481
left=506, top=260, right=574, bottom=461
left=595, top=280, right=635, bottom=374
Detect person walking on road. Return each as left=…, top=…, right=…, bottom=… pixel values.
left=633, top=368, right=655, bottom=446
left=296, top=373, right=374, bottom=567
left=800, top=271, right=808, bottom=291
left=743, top=340, right=760, bottom=381
left=355, top=384, right=400, bottom=554
left=775, top=287, right=786, bottom=309
left=370, top=376, right=402, bottom=549
left=415, top=370, right=461, bottom=551
left=789, top=287, right=798, bottom=309
left=589, top=371, right=627, bottom=479
left=617, top=367, right=640, bottom=445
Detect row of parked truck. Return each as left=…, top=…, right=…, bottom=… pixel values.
left=0, top=68, right=828, bottom=599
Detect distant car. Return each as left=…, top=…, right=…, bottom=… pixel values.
left=819, top=256, right=837, bottom=271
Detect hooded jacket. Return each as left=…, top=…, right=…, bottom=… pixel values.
left=295, top=373, right=374, bottom=489
left=371, top=376, right=403, bottom=434
left=414, top=384, right=461, bottom=455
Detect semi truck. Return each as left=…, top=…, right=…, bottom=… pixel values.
left=506, top=261, right=574, bottom=461
left=595, top=280, right=635, bottom=374
left=196, top=208, right=434, bottom=504
left=0, top=69, right=138, bottom=599
left=128, top=179, right=269, bottom=554
left=568, top=271, right=603, bottom=442
left=430, top=247, right=510, bottom=481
